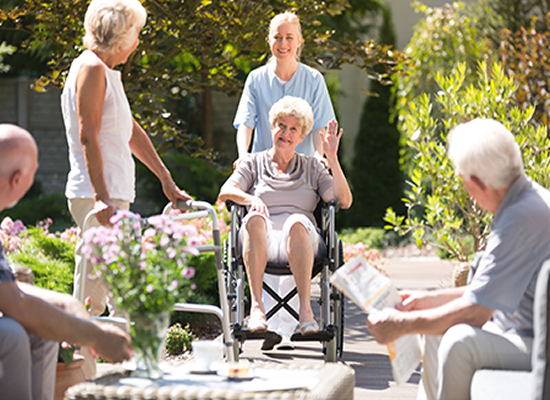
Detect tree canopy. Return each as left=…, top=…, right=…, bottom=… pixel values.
left=0, top=0, right=404, bottom=161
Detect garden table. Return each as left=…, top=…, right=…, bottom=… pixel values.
left=65, top=361, right=355, bottom=400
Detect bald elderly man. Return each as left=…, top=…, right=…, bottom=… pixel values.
left=0, top=124, right=133, bottom=400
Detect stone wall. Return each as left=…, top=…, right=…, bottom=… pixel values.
left=0, top=77, right=68, bottom=195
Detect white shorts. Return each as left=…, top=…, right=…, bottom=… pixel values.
left=239, top=212, right=325, bottom=265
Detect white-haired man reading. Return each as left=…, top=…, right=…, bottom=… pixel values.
left=367, top=118, right=550, bottom=400
left=0, top=124, right=133, bottom=400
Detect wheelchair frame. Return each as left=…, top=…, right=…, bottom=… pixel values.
left=223, top=200, right=345, bottom=362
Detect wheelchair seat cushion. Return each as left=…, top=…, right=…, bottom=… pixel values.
left=239, top=212, right=326, bottom=265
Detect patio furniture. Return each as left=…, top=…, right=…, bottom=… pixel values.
left=65, top=361, right=355, bottom=400
left=470, top=259, right=550, bottom=400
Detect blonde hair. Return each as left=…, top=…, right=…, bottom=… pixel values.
left=83, top=0, right=147, bottom=54
left=447, top=118, right=523, bottom=189
left=269, top=96, right=314, bottom=137
left=268, top=11, right=303, bottom=61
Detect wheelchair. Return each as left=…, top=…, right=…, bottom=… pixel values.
left=223, top=199, right=345, bottom=362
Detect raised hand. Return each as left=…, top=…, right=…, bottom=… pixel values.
left=321, top=119, right=342, bottom=161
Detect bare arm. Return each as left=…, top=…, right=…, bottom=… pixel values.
left=398, top=287, right=467, bottom=311
left=311, top=126, right=325, bottom=161
left=0, top=282, right=132, bottom=362
left=320, top=120, right=353, bottom=209
left=233, top=125, right=254, bottom=170
left=366, top=296, right=494, bottom=344
left=218, top=180, right=269, bottom=217
left=129, top=118, right=192, bottom=206
left=76, top=61, right=116, bottom=226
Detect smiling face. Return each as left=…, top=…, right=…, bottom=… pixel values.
left=271, top=115, right=304, bottom=152
left=268, top=21, right=302, bottom=62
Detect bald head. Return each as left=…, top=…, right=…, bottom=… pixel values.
left=0, top=124, right=38, bottom=211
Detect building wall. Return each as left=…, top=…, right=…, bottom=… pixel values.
left=0, top=77, right=68, bottom=195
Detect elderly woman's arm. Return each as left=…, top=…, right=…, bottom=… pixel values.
left=76, top=60, right=117, bottom=226
left=320, top=120, right=353, bottom=209
left=218, top=181, right=270, bottom=217
left=129, top=119, right=192, bottom=206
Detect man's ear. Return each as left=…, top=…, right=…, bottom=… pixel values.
left=9, top=170, right=21, bottom=189
left=470, top=175, right=487, bottom=191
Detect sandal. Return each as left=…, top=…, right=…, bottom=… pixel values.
left=299, top=320, right=319, bottom=335
left=247, top=311, right=268, bottom=332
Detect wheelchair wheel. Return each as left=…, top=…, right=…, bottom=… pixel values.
left=324, top=240, right=345, bottom=362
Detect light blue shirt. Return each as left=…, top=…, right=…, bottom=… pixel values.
left=233, top=62, right=336, bottom=157
left=463, top=173, right=550, bottom=336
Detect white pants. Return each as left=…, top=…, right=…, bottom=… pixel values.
left=417, top=323, right=533, bottom=400
left=0, top=317, right=58, bottom=400
left=68, top=197, right=130, bottom=379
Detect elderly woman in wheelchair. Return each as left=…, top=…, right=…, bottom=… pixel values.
left=218, top=95, right=352, bottom=336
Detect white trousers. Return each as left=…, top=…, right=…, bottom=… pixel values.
left=0, top=317, right=58, bottom=400
left=417, top=323, right=533, bottom=400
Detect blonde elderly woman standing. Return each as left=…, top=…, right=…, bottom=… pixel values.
left=61, top=0, right=191, bottom=376
left=219, top=96, right=352, bottom=336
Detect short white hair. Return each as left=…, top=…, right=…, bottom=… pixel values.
left=269, top=96, right=314, bottom=138
left=83, top=0, right=147, bottom=54
left=447, top=118, right=523, bottom=189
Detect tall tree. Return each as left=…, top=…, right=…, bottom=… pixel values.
left=344, top=6, right=403, bottom=228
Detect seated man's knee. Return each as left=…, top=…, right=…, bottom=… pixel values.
left=0, top=317, right=31, bottom=359
left=0, top=317, right=32, bottom=398
left=438, top=323, right=478, bottom=368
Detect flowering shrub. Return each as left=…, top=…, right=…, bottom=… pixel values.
left=343, top=241, right=386, bottom=275
left=82, top=211, right=201, bottom=316
left=165, top=323, right=194, bottom=356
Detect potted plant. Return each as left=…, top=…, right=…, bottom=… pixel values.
left=83, top=211, right=200, bottom=379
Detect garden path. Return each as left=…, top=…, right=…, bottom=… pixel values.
left=236, top=255, right=457, bottom=400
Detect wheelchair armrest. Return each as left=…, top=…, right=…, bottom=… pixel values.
left=325, top=200, right=341, bottom=213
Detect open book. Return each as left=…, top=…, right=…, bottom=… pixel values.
left=330, top=255, right=422, bottom=385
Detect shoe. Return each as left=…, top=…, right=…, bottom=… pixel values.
left=247, top=312, right=268, bottom=332
left=261, top=332, right=282, bottom=351
left=274, top=334, right=295, bottom=350
left=299, top=320, right=319, bottom=335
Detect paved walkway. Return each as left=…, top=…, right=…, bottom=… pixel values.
left=237, top=257, right=457, bottom=400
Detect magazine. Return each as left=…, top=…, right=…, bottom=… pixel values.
left=330, top=255, right=422, bottom=385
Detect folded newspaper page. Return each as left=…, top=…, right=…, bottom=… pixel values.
left=330, top=255, right=422, bottom=385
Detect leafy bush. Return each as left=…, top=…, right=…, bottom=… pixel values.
left=0, top=192, right=74, bottom=232
left=340, top=227, right=386, bottom=249
left=165, top=323, right=194, bottom=356
left=385, top=62, right=550, bottom=261
left=3, top=221, right=77, bottom=295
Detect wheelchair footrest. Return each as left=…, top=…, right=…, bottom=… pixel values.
left=290, top=329, right=334, bottom=343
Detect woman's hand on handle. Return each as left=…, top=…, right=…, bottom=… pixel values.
left=94, top=198, right=117, bottom=226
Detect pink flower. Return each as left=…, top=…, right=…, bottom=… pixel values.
left=1, top=217, right=14, bottom=233
left=181, top=267, right=195, bottom=280
left=169, top=280, right=178, bottom=290
left=190, top=283, right=197, bottom=290
left=166, top=247, right=176, bottom=259
left=146, top=284, right=154, bottom=293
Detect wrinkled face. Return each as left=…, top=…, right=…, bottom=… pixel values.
left=268, top=22, right=302, bottom=62
left=271, top=115, right=303, bottom=151
left=460, top=175, right=492, bottom=213
left=7, top=150, right=38, bottom=209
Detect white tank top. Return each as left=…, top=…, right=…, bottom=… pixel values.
left=61, top=50, right=135, bottom=202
